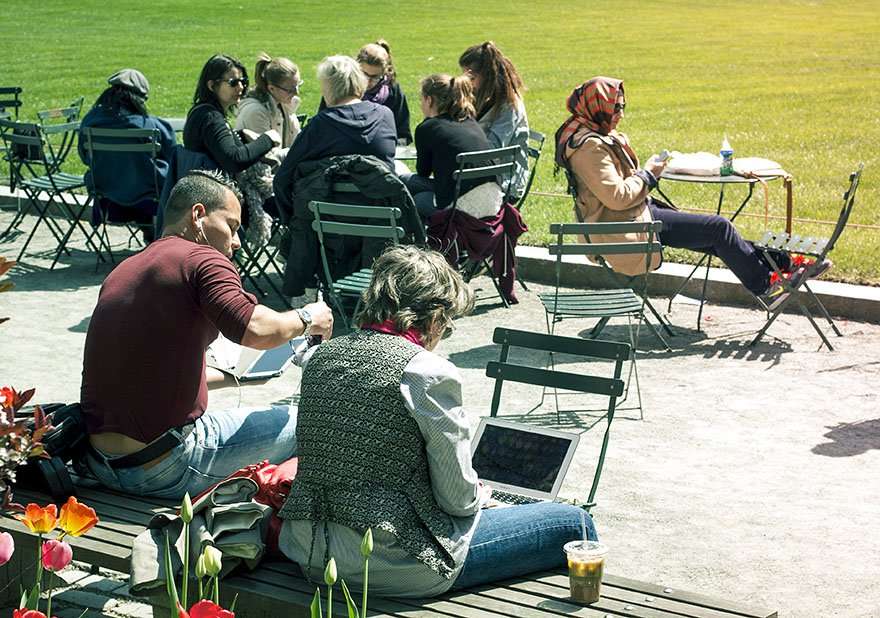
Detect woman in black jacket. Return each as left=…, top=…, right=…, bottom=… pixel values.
left=183, top=54, right=281, bottom=175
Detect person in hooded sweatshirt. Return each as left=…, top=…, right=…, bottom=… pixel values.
left=273, top=55, right=397, bottom=215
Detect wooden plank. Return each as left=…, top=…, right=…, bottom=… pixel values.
left=464, top=585, right=611, bottom=617
left=602, top=573, right=777, bottom=618
left=534, top=571, right=760, bottom=618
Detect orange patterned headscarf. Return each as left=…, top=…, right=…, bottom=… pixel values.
left=555, top=77, right=624, bottom=167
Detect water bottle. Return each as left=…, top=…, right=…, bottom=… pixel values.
left=720, top=136, right=734, bottom=176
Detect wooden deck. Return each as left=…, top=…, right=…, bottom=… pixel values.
left=1, top=485, right=777, bottom=617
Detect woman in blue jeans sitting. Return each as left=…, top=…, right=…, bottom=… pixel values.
left=277, top=245, right=594, bottom=597
left=554, top=77, right=829, bottom=306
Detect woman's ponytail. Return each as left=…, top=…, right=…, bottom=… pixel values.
left=253, top=52, right=272, bottom=97
left=420, top=74, right=475, bottom=122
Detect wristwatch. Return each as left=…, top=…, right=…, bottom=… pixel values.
left=295, top=307, right=313, bottom=336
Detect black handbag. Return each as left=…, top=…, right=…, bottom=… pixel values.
left=14, top=402, right=90, bottom=500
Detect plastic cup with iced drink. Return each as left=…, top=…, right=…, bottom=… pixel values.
left=564, top=540, right=607, bottom=604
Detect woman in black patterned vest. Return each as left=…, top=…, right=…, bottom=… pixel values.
left=278, top=245, right=596, bottom=597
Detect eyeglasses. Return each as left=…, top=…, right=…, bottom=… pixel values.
left=225, top=78, right=249, bottom=89
left=363, top=71, right=384, bottom=85
left=441, top=321, right=456, bottom=340
left=613, top=100, right=626, bottom=114
left=272, top=80, right=303, bottom=95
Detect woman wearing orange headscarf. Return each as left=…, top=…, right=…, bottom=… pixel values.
left=554, top=77, right=809, bottom=305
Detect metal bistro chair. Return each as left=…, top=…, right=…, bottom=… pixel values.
left=537, top=221, right=666, bottom=419
left=0, top=118, right=97, bottom=268
left=235, top=215, right=290, bottom=310
left=508, top=130, right=546, bottom=293
left=443, top=145, right=519, bottom=307
left=486, top=327, right=629, bottom=510
left=750, top=163, right=863, bottom=351
left=309, top=200, right=405, bottom=327
left=80, top=126, right=164, bottom=265
left=0, top=87, right=23, bottom=119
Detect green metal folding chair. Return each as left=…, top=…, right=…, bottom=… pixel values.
left=486, top=327, right=629, bottom=510
left=0, top=118, right=98, bottom=268
left=0, top=87, right=23, bottom=119
left=309, top=200, right=405, bottom=327
left=80, top=126, right=163, bottom=265
left=537, top=220, right=665, bottom=418
left=443, top=145, right=519, bottom=307
left=750, top=163, right=863, bottom=351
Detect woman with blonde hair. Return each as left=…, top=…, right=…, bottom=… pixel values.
left=235, top=53, right=303, bottom=242
left=459, top=42, right=529, bottom=200
left=278, top=245, right=595, bottom=597
left=403, top=74, right=501, bottom=219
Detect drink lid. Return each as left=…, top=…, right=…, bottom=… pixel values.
left=564, top=540, right=608, bottom=558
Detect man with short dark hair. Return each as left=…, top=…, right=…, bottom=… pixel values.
left=81, top=170, right=333, bottom=499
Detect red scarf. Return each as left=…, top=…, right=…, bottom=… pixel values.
left=362, top=320, right=425, bottom=347
left=555, top=77, right=632, bottom=168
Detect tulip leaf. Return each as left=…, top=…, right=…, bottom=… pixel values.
left=310, top=587, right=322, bottom=618
left=25, top=582, right=41, bottom=610
left=341, top=579, right=360, bottom=618
left=164, top=532, right=180, bottom=616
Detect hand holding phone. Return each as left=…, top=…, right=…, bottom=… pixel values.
left=657, top=149, right=671, bottom=162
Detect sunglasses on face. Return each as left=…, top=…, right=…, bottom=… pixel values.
left=613, top=100, right=626, bottom=114
left=441, top=321, right=456, bottom=340
left=272, top=80, right=303, bottom=95
left=225, top=78, right=249, bottom=89
left=363, top=71, right=384, bottom=84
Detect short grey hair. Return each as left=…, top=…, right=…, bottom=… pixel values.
left=164, top=169, right=242, bottom=224
left=317, top=55, right=367, bottom=105
left=355, top=245, right=474, bottom=336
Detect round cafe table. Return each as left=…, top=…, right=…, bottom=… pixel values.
left=655, top=172, right=784, bottom=331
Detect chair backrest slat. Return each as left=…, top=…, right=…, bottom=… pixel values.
left=455, top=145, right=519, bottom=166
left=312, top=220, right=405, bottom=240
left=492, top=327, right=632, bottom=362
left=452, top=161, right=515, bottom=182
left=550, top=221, right=664, bottom=235
left=486, top=361, right=624, bottom=397
left=82, top=127, right=161, bottom=155
left=309, top=201, right=401, bottom=220
left=549, top=241, right=663, bottom=256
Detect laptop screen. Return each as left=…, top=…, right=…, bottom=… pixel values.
left=472, top=422, right=574, bottom=494
left=241, top=342, right=295, bottom=379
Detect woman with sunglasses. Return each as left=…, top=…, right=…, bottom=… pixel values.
left=183, top=53, right=281, bottom=176
left=555, top=77, right=803, bottom=304
left=278, top=244, right=595, bottom=597
left=234, top=53, right=303, bottom=243
left=459, top=42, right=529, bottom=201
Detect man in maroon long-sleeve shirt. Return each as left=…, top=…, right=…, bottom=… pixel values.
left=81, top=170, right=333, bottom=499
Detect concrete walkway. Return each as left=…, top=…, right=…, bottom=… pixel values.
left=1, top=213, right=878, bottom=617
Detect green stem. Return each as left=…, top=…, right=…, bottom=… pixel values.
left=46, top=585, right=53, bottom=618
left=198, top=577, right=203, bottom=601
left=362, top=558, right=369, bottom=617
left=326, top=585, right=332, bottom=618
left=35, top=533, right=44, bottom=604
left=181, top=521, right=190, bottom=609
left=213, top=575, right=219, bottom=605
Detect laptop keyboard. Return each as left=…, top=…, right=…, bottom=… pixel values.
left=490, top=490, right=542, bottom=506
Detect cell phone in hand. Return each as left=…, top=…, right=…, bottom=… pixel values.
left=657, top=149, right=671, bottom=162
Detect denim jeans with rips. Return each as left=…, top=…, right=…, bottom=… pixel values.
left=85, top=404, right=297, bottom=500
left=451, top=501, right=597, bottom=590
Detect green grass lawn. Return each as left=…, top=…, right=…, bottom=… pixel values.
left=2, top=0, right=878, bottom=282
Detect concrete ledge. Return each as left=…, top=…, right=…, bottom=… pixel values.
left=515, top=245, right=880, bottom=325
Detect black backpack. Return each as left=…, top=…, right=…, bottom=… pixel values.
left=14, top=402, right=90, bottom=500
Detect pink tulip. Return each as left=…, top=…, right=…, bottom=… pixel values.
left=41, top=539, right=73, bottom=572
left=0, top=531, right=13, bottom=565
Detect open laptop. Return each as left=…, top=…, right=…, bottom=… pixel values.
left=207, top=334, right=297, bottom=382
left=471, top=417, right=580, bottom=507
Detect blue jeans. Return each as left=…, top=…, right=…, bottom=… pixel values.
left=649, top=202, right=771, bottom=294
left=401, top=173, right=438, bottom=219
left=85, top=405, right=297, bottom=500
left=451, top=502, right=597, bottom=589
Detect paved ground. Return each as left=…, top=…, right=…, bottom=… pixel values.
left=1, top=213, right=879, bottom=617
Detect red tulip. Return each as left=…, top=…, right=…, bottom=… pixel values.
left=177, top=600, right=235, bottom=618
left=12, top=609, right=53, bottom=618
left=41, top=539, right=73, bottom=572
left=0, top=531, right=13, bottom=565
